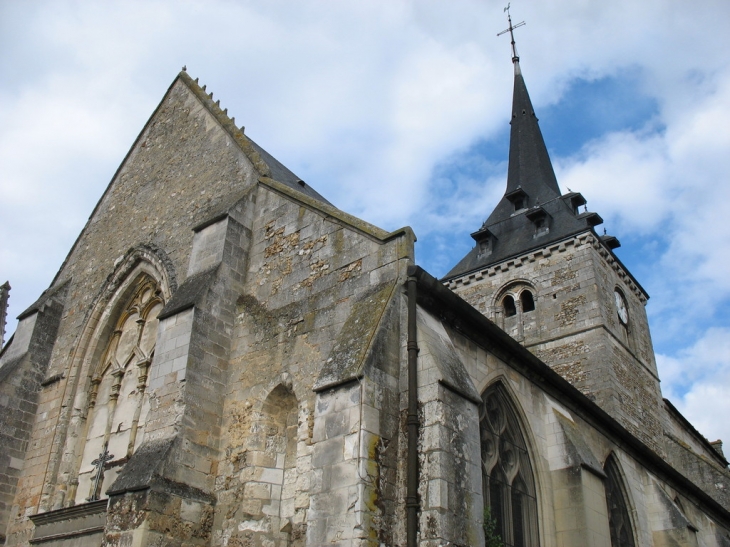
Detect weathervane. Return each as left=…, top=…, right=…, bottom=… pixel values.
left=86, top=443, right=114, bottom=502
left=497, top=4, right=526, bottom=63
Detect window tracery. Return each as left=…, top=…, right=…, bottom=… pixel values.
left=604, top=455, right=636, bottom=547
left=480, top=383, right=538, bottom=547
left=75, top=275, right=163, bottom=503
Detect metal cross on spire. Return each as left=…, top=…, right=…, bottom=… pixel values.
left=86, top=443, right=114, bottom=502
left=497, top=4, right=526, bottom=64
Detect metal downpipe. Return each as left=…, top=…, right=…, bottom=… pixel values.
left=406, top=274, right=420, bottom=547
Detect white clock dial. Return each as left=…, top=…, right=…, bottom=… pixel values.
left=614, top=290, right=629, bottom=325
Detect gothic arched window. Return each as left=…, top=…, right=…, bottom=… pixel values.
left=480, top=383, right=538, bottom=547
left=604, top=455, right=636, bottom=547
left=75, top=275, right=163, bottom=503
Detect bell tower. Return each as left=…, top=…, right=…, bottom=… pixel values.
left=443, top=16, right=664, bottom=452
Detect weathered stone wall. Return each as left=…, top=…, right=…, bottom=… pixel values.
left=664, top=433, right=730, bottom=511
left=214, top=182, right=411, bottom=547
left=435, top=309, right=730, bottom=546
left=662, top=401, right=730, bottom=497
left=0, top=287, right=66, bottom=544
left=5, top=64, right=729, bottom=547
left=2, top=66, right=416, bottom=547
left=3, top=74, right=261, bottom=546
left=446, top=232, right=665, bottom=452
left=417, top=384, right=481, bottom=547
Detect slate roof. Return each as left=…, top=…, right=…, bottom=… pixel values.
left=246, top=137, right=332, bottom=205
left=444, top=61, right=611, bottom=281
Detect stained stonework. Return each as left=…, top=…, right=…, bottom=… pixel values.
left=0, top=283, right=67, bottom=544
left=2, top=69, right=730, bottom=547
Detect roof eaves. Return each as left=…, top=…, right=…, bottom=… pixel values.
left=443, top=227, right=650, bottom=301
left=663, top=398, right=729, bottom=467
left=442, top=228, right=593, bottom=282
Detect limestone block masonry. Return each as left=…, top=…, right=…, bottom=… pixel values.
left=2, top=69, right=730, bottom=547
left=447, top=232, right=665, bottom=453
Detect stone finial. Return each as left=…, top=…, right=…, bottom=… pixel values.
left=0, top=281, right=10, bottom=348
left=711, top=440, right=725, bottom=458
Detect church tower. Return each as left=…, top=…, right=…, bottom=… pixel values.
left=443, top=27, right=664, bottom=451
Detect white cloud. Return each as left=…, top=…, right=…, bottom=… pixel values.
left=552, top=67, right=730, bottom=349
left=1, top=0, right=729, bottom=444
left=658, top=328, right=730, bottom=444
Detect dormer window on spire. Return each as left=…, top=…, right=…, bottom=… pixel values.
left=505, top=188, right=528, bottom=213
left=562, top=192, right=587, bottom=215
left=526, top=207, right=549, bottom=237
left=471, top=226, right=496, bottom=259
left=577, top=210, right=604, bottom=228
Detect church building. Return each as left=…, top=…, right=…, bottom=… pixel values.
left=2, top=26, right=730, bottom=547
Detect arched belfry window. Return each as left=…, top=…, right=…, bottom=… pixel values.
left=74, top=275, right=164, bottom=503
left=480, top=383, right=538, bottom=547
left=520, top=290, right=535, bottom=313
left=497, top=284, right=537, bottom=319
left=503, top=295, right=517, bottom=317
left=604, top=455, right=636, bottom=547
left=496, top=283, right=538, bottom=342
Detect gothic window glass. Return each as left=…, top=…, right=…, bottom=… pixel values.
left=604, top=455, right=636, bottom=547
left=75, top=276, right=163, bottom=503
left=480, top=384, right=538, bottom=547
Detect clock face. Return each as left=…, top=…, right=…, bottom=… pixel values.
left=614, top=290, right=629, bottom=325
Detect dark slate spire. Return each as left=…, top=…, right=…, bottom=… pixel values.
left=443, top=16, right=613, bottom=281
left=489, top=7, right=560, bottom=222
left=486, top=61, right=562, bottom=225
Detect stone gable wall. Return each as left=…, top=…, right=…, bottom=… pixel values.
left=4, top=78, right=261, bottom=546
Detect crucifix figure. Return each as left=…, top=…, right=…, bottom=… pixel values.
left=86, top=443, right=114, bottom=502
left=497, top=4, right=526, bottom=63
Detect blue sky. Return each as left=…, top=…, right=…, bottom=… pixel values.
left=1, top=0, right=729, bottom=443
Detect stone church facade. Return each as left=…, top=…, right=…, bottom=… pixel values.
left=1, top=59, right=730, bottom=547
